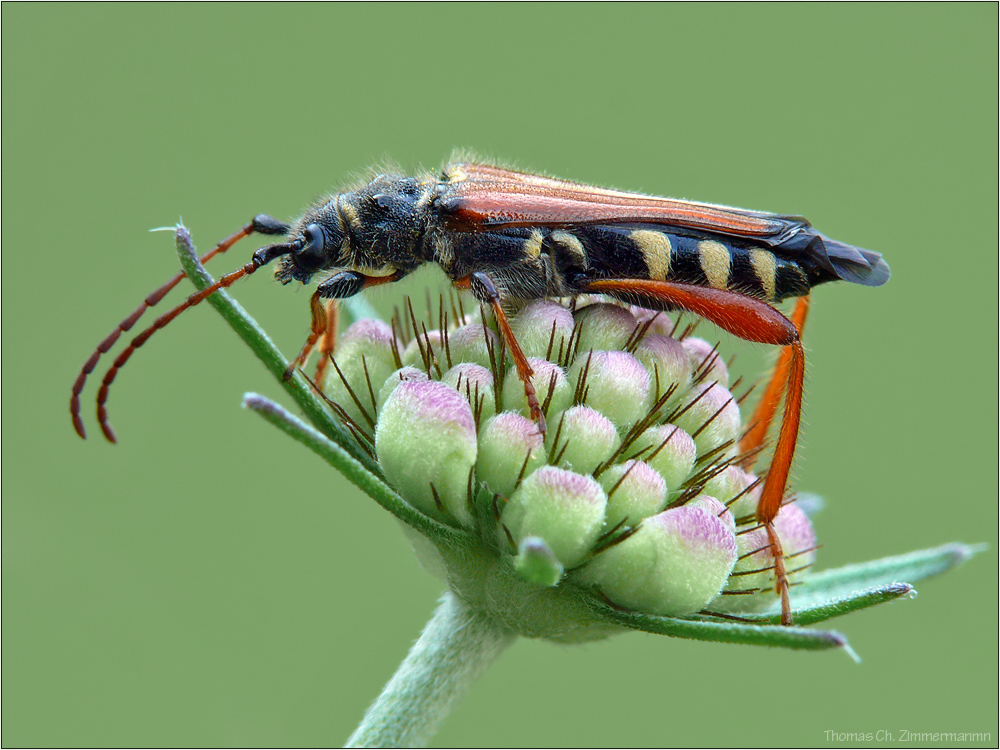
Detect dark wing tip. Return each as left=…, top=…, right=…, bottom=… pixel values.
left=820, top=234, right=891, bottom=287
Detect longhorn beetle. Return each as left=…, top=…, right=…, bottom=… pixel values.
left=71, top=160, right=890, bottom=625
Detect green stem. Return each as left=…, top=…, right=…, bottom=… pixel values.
left=171, top=225, right=379, bottom=475
left=346, top=592, right=515, bottom=748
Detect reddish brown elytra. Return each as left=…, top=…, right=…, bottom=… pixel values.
left=71, top=161, right=890, bottom=625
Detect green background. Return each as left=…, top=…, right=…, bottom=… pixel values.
left=3, top=4, right=997, bottom=747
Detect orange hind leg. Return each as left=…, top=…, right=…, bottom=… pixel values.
left=585, top=279, right=807, bottom=625
left=739, top=295, right=811, bottom=465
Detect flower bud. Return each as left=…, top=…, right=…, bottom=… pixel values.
left=633, top=333, right=693, bottom=406
left=573, top=303, right=638, bottom=353
left=725, top=525, right=773, bottom=596
left=441, top=363, right=496, bottom=422
left=502, top=466, right=607, bottom=569
left=377, top=366, right=428, bottom=414
left=578, top=505, right=737, bottom=616
left=501, top=358, right=573, bottom=420
left=476, top=413, right=547, bottom=499
left=448, top=323, right=500, bottom=370
left=326, top=318, right=400, bottom=427
left=567, top=350, right=651, bottom=430
left=401, top=329, right=445, bottom=369
left=718, top=503, right=817, bottom=606
left=511, top=300, right=575, bottom=360
left=375, top=380, right=478, bottom=527
left=683, top=337, right=729, bottom=389
left=339, top=317, right=399, bottom=359
left=672, top=382, right=741, bottom=457
left=630, top=307, right=675, bottom=337
left=703, top=466, right=758, bottom=519
left=686, top=493, right=736, bottom=535
left=628, top=425, right=696, bottom=492
left=546, top=406, right=620, bottom=475
left=599, top=460, right=668, bottom=529
left=513, top=536, right=564, bottom=587
left=773, top=503, right=818, bottom=581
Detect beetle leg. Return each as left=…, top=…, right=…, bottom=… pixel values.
left=284, top=270, right=403, bottom=381
left=585, top=278, right=803, bottom=625
left=284, top=290, right=331, bottom=382
left=454, top=272, right=545, bottom=435
left=739, top=295, right=811, bottom=468
left=313, top=300, right=339, bottom=388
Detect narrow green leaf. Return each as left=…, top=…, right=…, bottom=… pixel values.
left=710, top=583, right=915, bottom=626
left=787, top=583, right=915, bottom=625
left=786, top=543, right=984, bottom=611
left=172, top=225, right=380, bottom=476
left=588, top=600, right=854, bottom=655
left=242, top=392, right=471, bottom=550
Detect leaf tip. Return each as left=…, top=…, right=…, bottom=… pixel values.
left=841, top=639, right=862, bottom=664
left=887, top=582, right=916, bottom=599
left=952, top=542, right=989, bottom=564
left=241, top=392, right=266, bottom=410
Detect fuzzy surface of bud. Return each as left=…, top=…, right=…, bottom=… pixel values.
left=376, top=380, right=478, bottom=527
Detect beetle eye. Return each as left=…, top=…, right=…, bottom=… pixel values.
left=297, top=224, right=326, bottom=270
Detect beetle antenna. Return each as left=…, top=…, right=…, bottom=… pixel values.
left=70, top=216, right=291, bottom=439
left=89, top=236, right=297, bottom=443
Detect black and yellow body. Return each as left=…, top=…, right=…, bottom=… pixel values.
left=272, top=165, right=889, bottom=310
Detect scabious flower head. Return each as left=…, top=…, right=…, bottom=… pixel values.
left=325, top=295, right=818, bottom=639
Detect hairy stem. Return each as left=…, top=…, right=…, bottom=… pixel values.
left=172, top=225, right=380, bottom=474
left=346, top=592, right=515, bottom=748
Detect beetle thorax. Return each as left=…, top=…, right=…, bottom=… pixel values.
left=338, top=175, right=434, bottom=277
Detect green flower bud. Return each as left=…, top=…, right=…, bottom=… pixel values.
left=511, top=299, right=575, bottom=360
left=476, top=412, right=546, bottom=499
left=724, top=525, right=773, bottom=597
left=401, top=330, right=444, bottom=368
left=628, top=424, right=697, bottom=492
left=599, top=460, right=668, bottom=529
left=633, top=333, right=694, bottom=407
left=339, top=317, right=400, bottom=361
left=716, top=503, right=816, bottom=610
left=683, top=337, right=729, bottom=389
left=500, top=358, right=573, bottom=419
left=773, top=503, right=818, bottom=582
left=547, top=406, right=620, bottom=475
left=441, top=363, right=496, bottom=422
left=513, top=536, right=564, bottom=587
left=377, top=366, right=428, bottom=414
left=567, top=350, right=651, bottom=430
left=577, top=505, right=737, bottom=616
left=375, top=380, right=478, bottom=528
left=501, top=466, right=607, bottom=570
left=630, top=306, right=675, bottom=337
left=703, top=466, right=756, bottom=519
left=686, top=493, right=736, bottom=535
left=448, top=323, right=500, bottom=370
left=672, top=382, right=741, bottom=457
left=574, top=303, right=638, bottom=353
left=326, top=319, right=400, bottom=427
